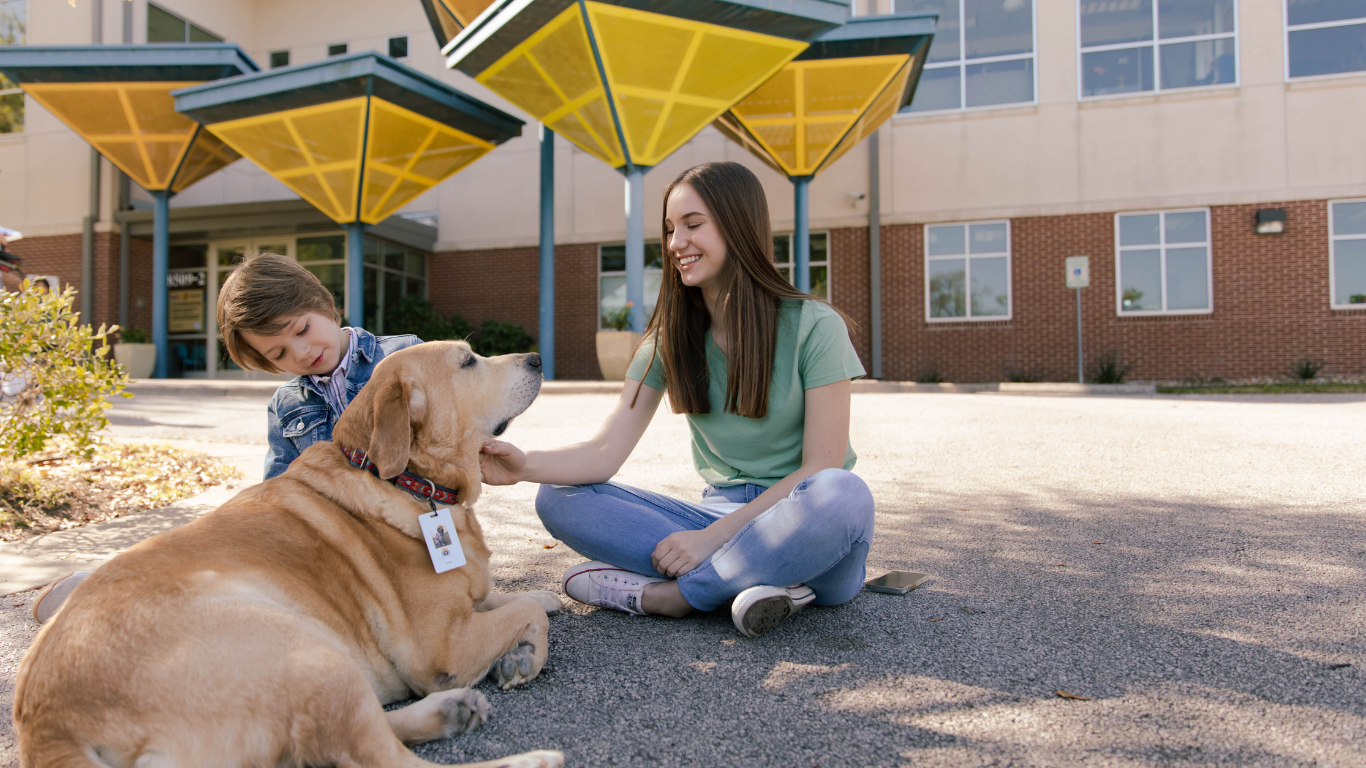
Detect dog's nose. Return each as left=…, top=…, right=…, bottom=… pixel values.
left=525, top=353, right=542, bottom=370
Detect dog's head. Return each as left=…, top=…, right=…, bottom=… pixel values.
left=332, top=341, right=542, bottom=507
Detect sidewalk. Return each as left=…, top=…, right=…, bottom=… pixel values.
left=0, top=440, right=267, bottom=595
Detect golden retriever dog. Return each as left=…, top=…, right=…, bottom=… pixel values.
left=13, top=342, right=565, bottom=768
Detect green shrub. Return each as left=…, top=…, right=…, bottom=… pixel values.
left=1090, top=351, right=1132, bottom=384
left=0, top=283, right=130, bottom=457
left=384, top=295, right=473, bottom=342
left=1005, top=367, right=1041, bottom=383
left=916, top=364, right=944, bottom=384
left=1290, top=358, right=1323, bottom=382
left=118, top=326, right=150, bottom=344
left=474, top=319, right=536, bottom=356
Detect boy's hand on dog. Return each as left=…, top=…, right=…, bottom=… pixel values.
left=479, top=440, right=525, bottom=485
left=652, top=529, right=726, bottom=578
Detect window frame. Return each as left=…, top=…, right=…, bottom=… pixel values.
left=894, top=0, right=1040, bottom=117
left=146, top=2, right=222, bottom=44
left=772, top=230, right=832, bottom=299
left=269, top=50, right=290, bottom=69
left=1329, top=198, right=1366, bottom=310
left=922, top=219, right=1014, bottom=323
left=597, top=243, right=665, bottom=331
left=1112, top=207, right=1214, bottom=317
left=0, top=0, right=25, bottom=135
left=1283, top=1, right=1366, bottom=83
left=387, top=35, right=410, bottom=60
left=327, top=42, right=349, bottom=57
left=1076, top=0, right=1240, bottom=102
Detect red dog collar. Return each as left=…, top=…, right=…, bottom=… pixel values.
left=338, top=445, right=460, bottom=507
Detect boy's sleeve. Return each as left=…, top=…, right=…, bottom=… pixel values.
left=263, top=398, right=298, bottom=480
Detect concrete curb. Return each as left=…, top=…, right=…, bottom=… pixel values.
left=996, top=382, right=1157, bottom=395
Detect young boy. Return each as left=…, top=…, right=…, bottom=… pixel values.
left=32, top=254, right=421, bottom=623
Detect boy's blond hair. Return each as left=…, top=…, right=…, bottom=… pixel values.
left=216, top=254, right=341, bottom=374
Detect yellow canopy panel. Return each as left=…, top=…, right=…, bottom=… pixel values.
left=818, top=57, right=915, bottom=176
left=728, top=54, right=911, bottom=177
left=23, top=81, right=239, bottom=191
left=207, top=95, right=494, bottom=224
left=477, top=1, right=806, bottom=168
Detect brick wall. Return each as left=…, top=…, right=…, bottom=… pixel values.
left=430, top=242, right=602, bottom=380
left=6, top=232, right=157, bottom=336
left=876, top=200, right=1366, bottom=382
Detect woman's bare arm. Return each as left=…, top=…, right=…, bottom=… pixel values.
left=479, top=377, right=665, bottom=486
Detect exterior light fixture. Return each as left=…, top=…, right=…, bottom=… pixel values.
left=0, top=44, right=259, bottom=378
left=441, top=0, right=845, bottom=331
left=714, top=14, right=934, bottom=291
left=174, top=51, right=523, bottom=328
left=1255, top=208, right=1286, bottom=235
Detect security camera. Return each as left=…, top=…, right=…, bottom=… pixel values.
left=848, top=191, right=867, bottom=208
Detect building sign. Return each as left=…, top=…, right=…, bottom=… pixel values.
left=167, top=271, right=206, bottom=288
left=1065, top=256, right=1090, bottom=289
left=168, top=289, right=204, bottom=333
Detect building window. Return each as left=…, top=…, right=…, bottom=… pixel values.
left=270, top=50, right=290, bottom=69
left=0, top=0, right=25, bottom=134
left=146, top=2, right=222, bottom=43
left=897, top=0, right=1036, bottom=113
left=1330, top=200, right=1366, bottom=308
left=388, top=35, right=409, bottom=60
left=363, top=237, right=428, bottom=334
left=1286, top=0, right=1366, bottom=79
left=1115, top=209, right=1212, bottom=315
left=598, top=243, right=663, bottom=330
left=1079, top=0, right=1237, bottom=98
left=328, top=43, right=349, bottom=57
left=924, top=221, right=1011, bottom=320
left=773, top=232, right=830, bottom=299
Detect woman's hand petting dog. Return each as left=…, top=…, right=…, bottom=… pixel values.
left=479, top=440, right=526, bottom=485
left=652, top=528, right=727, bottom=578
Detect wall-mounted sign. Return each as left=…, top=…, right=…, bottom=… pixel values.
left=167, top=271, right=206, bottom=288
left=1065, top=256, right=1090, bottom=289
left=168, top=289, right=204, bottom=333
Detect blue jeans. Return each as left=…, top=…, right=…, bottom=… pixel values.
left=535, top=468, right=875, bottom=612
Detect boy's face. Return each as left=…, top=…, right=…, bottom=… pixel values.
left=241, top=311, right=346, bottom=377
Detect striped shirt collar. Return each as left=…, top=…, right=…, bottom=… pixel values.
left=310, top=328, right=357, bottom=416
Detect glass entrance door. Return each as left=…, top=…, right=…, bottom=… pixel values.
left=209, top=239, right=291, bottom=379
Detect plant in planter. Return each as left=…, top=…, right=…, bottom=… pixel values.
left=596, top=302, right=641, bottom=380
left=113, top=326, right=156, bottom=380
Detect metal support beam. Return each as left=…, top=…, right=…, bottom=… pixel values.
left=151, top=189, right=170, bottom=379
left=793, top=175, right=811, bottom=293
left=539, top=125, right=555, bottom=380
left=81, top=149, right=99, bottom=323
left=346, top=221, right=367, bottom=329
left=868, top=132, right=882, bottom=380
left=624, top=165, right=646, bottom=333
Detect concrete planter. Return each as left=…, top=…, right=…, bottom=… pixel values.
left=114, top=343, right=156, bottom=380
left=595, top=330, right=641, bottom=381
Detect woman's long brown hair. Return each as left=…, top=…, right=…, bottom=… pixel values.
left=635, top=161, right=848, bottom=418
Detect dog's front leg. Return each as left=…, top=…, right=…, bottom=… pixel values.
left=424, top=598, right=551, bottom=693
left=477, top=591, right=563, bottom=614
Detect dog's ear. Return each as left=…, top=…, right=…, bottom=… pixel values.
left=334, top=364, right=419, bottom=480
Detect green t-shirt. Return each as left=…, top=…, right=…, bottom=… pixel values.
left=627, top=298, right=865, bottom=488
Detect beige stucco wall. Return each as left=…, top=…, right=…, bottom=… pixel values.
left=3, top=0, right=1366, bottom=249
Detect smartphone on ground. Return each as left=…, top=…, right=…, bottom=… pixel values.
left=864, top=571, right=930, bottom=594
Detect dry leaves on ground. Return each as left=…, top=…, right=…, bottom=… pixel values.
left=0, top=440, right=240, bottom=541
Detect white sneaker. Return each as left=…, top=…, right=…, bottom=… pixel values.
left=731, top=584, right=816, bottom=638
left=562, top=561, right=664, bottom=617
left=32, top=571, right=91, bottom=625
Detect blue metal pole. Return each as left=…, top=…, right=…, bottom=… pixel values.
left=539, top=125, right=555, bottom=380
left=346, top=221, right=366, bottom=328
left=151, top=189, right=170, bottom=379
left=625, top=165, right=646, bottom=333
left=794, top=175, right=811, bottom=293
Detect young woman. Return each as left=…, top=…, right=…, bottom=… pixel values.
left=479, top=161, right=874, bottom=638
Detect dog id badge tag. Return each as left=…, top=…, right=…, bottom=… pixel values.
left=418, top=508, right=466, bottom=574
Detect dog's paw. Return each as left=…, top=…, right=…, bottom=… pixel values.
left=492, top=750, right=564, bottom=768
left=435, top=688, right=490, bottom=737
left=491, top=641, right=538, bottom=690
left=526, top=590, right=564, bottom=615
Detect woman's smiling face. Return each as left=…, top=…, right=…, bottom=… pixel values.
left=664, top=183, right=728, bottom=294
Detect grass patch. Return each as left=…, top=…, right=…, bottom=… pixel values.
left=0, top=440, right=240, bottom=541
left=1157, top=382, right=1366, bottom=395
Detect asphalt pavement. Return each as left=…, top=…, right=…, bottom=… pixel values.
left=1, top=389, right=1363, bottom=767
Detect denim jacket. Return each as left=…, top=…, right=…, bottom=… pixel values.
left=263, top=328, right=422, bottom=480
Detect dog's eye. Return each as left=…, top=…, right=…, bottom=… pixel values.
left=461, top=355, right=477, bottom=368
